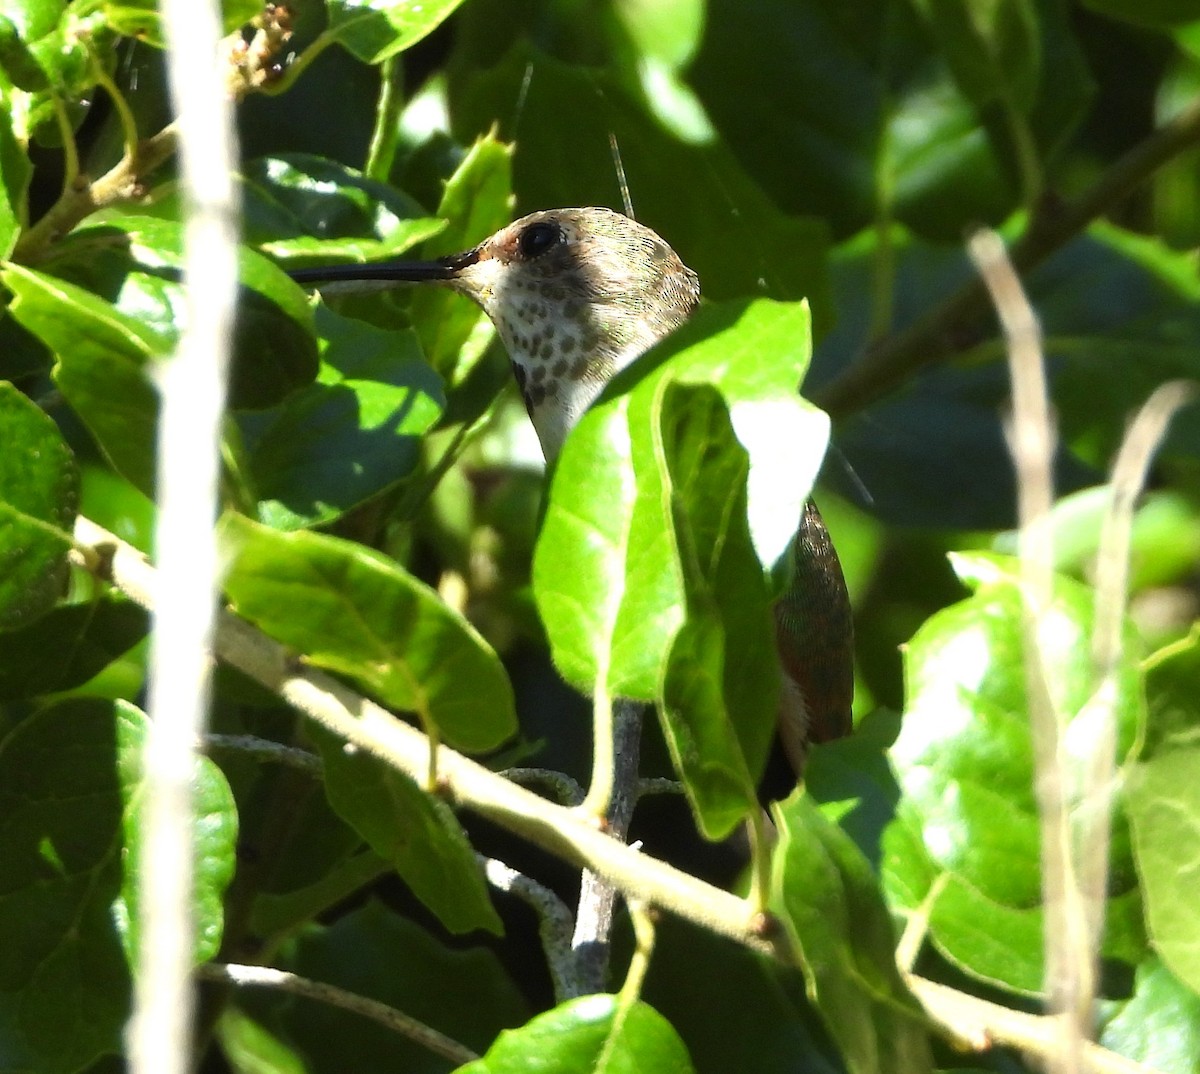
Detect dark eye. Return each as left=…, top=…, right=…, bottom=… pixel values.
left=517, top=222, right=561, bottom=259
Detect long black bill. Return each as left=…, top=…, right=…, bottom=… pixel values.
left=287, top=248, right=479, bottom=288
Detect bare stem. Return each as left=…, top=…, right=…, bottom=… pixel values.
left=969, top=228, right=1081, bottom=1073
left=196, top=963, right=478, bottom=1065
left=817, top=94, right=1200, bottom=420
left=571, top=698, right=645, bottom=994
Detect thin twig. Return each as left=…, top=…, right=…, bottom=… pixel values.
left=203, top=733, right=322, bottom=775
left=969, top=228, right=1083, bottom=1073
left=196, top=962, right=478, bottom=1065
left=480, top=855, right=578, bottom=1003
left=1074, top=380, right=1195, bottom=1021
left=128, top=0, right=239, bottom=1071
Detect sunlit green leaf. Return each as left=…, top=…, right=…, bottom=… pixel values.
left=4, top=261, right=161, bottom=494
left=771, top=790, right=932, bottom=1074
left=885, top=551, right=1145, bottom=994
left=458, top=994, right=695, bottom=1074
left=326, top=0, right=472, bottom=64
left=534, top=298, right=826, bottom=706
left=0, top=380, right=77, bottom=629
left=657, top=382, right=778, bottom=838
left=1126, top=749, right=1200, bottom=996
left=221, top=514, right=517, bottom=753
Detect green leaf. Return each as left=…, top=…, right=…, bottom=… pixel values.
left=0, top=594, right=147, bottom=699
left=309, top=724, right=501, bottom=935
left=220, top=513, right=517, bottom=753
left=0, top=699, right=237, bottom=1074
left=4, top=261, right=162, bottom=494
left=1125, top=749, right=1200, bottom=996
left=679, top=0, right=1091, bottom=241
left=1100, top=956, right=1200, bottom=1072
left=885, top=551, right=1145, bottom=994
left=241, top=304, right=445, bottom=530
left=458, top=994, right=695, bottom=1074
left=534, top=298, right=826, bottom=705
left=1144, top=625, right=1200, bottom=758
left=261, top=902, right=529, bottom=1070
left=910, top=0, right=1041, bottom=114
left=242, top=154, right=445, bottom=266
left=326, top=0, right=472, bottom=64
left=657, top=382, right=778, bottom=838
left=0, top=96, right=32, bottom=256
left=641, top=915, right=843, bottom=1074
left=1081, top=0, right=1200, bottom=29
left=48, top=215, right=319, bottom=410
left=409, top=133, right=513, bottom=385
left=100, top=0, right=263, bottom=45
left=0, top=381, right=77, bottom=629
left=770, top=790, right=932, bottom=1074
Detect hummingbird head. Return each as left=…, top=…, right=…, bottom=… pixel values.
left=439, top=207, right=700, bottom=459
left=289, top=206, right=700, bottom=460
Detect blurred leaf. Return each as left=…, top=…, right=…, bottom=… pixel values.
left=263, top=902, right=528, bottom=1074
left=770, top=790, right=932, bottom=1074
left=1153, top=51, right=1200, bottom=247
left=0, top=381, right=77, bottom=630
left=0, top=699, right=237, bottom=1074
left=684, top=0, right=1090, bottom=240
left=993, top=488, right=1200, bottom=592
left=458, top=994, right=695, bottom=1074
left=657, top=382, right=778, bottom=839
left=100, top=0, right=262, bottom=45
left=1039, top=223, right=1200, bottom=468
left=1081, top=0, right=1200, bottom=29
left=1100, top=956, right=1200, bottom=1072
left=885, top=551, right=1144, bottom=994
left=240, top=304, right=444, bottom=530
left=1144, top=625, right=1200, bottom=759
left=909, top=0, right=1040, bottom=113
left=309, top=724, right=501, bottom=935
left=534, top=299, right=826, bottom=708
left=1125, top=748, right=1200, bottom=996
left=452, top=44, right=833, bottom=322
left=409, top=133, right=512, bottom=385
left=0, top=97, right=30, bottom=256
left=242, top=154, right=445, bottom=266
left=811, top=225, right=1099, bottom=529
left=906, top=0, right=1091, bottom=201
left=0, top=594, right=147, bottom=699
left=49, top=215, right=319, bottom=410
left=325, top=0, right=472, bottom=64
left=4, top=261, right=162, bottom=494
left=220, top=514, right=517, bottom=753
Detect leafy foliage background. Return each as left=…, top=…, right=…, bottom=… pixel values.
left=2, top=1, right=1200, bottom=1072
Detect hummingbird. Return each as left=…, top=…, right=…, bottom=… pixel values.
left=289, top=207, right=853, bottom=765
